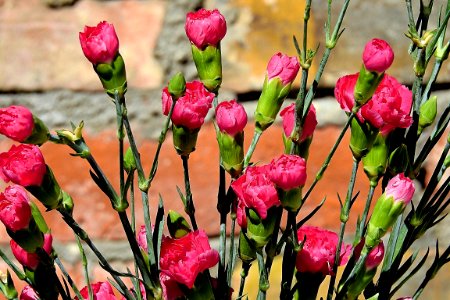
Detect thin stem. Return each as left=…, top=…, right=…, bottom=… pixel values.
left=355, top=185, right=376, bottom=243
left=257, top=250, right=268, bottom=300
left=76, top=236, right=93, bottom=300
left=238, top=262, right=251, bottom=298
left=227, top=217, right=237, bottom=284
left=327, top=159, right=360, bottom=300
left=303, top=113, right=354, bottom=202
left=55, top=256, right=83, bottom=300
left=217, top=166, right=228, bottom=294
left=421, top=59, right=443, bottom=105
left=264, top=207, right=283, bottom=274
left=57, top=209, right=133, bottom=299
left=182, top=155, right=198, bottom=230
left=244, top=130, right=263, bottom=168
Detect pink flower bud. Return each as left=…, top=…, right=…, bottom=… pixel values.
left=10, top=233, right=52, bottom=270
left=231, top=165, right=280, bottom=227
left=79, top=21, right=119, bottom=65
left=0, top=185, right=32, bottom=232
left=162, top=81, right=215, bottom=129
left=334, top=73, right=358, bottom=113
left=296, top=226, right=352, bottom=275
left=0, top=144, right=47, bottom=187
left=363, top=38, right=394, bottom=73
left=267, top=52, right=300, bottom=85
left=160, top=230, right=219, bottom=289
left=20, top=285, right=39, bottom=300
left=385, top=173, right=415, bottom=205
left=215, top=100, right=248, bottom=136
left=354, top=239, right=385, bottom=270
left=280, top=103, right=317, bottom=141
left=137, top=225, right=148, bottom=253
left=0, top=106, right=34, bottom=142
left=185, top=9, right=227, bottom=49
left=78, top=282, right=116, bottom=300
left=269, top=154, right=307, bottom=190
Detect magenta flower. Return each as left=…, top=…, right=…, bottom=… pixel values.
left=20, top=285, right=39, bottom=300
left=385, top=173, right=415, bottom=205
left=267, top=52, right=300, bottom=85
left=0, top=144, right=47, bottom=187
left=137, top=225, right=148, bottom=253
left=231, top=165, right=280, bottom=227
left=78, top=282, right=116, bottom=300
left=335, top=73, right=413, bottom=135
left=162, top=81, right=215, bottom=129
left=160, top=273, right=184, bottom=300
left=160, top=230, right=219, bottom=289
left=10, top=233, right=52, bottom=270
left=0, top=106, right=34, bottom=142
left=296, top=226, right=352, bottom=275
left=185, top=9, right=227, bottom=49
left=0, top=185, right=32, bottom=232
left=360, top=75, right=413, bottom=135
left=280, top=103, right=317, bottom=141
left=363, top=38, right=394, bottom=73
left=79, top=21, right=119, bottom=65
left=354, top=239, right=385, bottom=270
left=269, top=154, right=307, bottom=190
left=215, top=100, right=248, bottom=136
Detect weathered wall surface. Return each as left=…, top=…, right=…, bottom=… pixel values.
left=0, top=0, right=449, bottom=298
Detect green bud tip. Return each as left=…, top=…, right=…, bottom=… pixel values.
left=168, top=72, right=186, bottom=98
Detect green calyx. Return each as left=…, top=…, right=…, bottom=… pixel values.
left=26, top=166, right=63, bottom=211
left=349, top=118, right=379, bottom=160
left=418, top=95, right=437, bottom=135
left=255, top=77, right=292, bottom=131
left=191, top=45, right=222, bottom=93
left=168, top=72, right=186, bottom=98
left=94, top=53, right=127, bottom=99
left=167, top=210, right=191, bottom=239
left=217, top=131, right=244, bottom=178
left=353, top=65, right=384, bottom=109
left=362, top=133, right=388, bottom=187
left=172, top=124, right=200, bottom=157
left=246, top=207, right=278, bottom=249
left=278, top=187, right=302, bottom=212
left=239, top=231, right=257, bottom=263
left=23, top=116, right=49, bottom=146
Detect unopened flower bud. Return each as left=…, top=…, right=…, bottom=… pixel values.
left=365, top=174, right=415, bottom=249
left=418, top=96, right=437, bottom=135
left=123, top=148, right=136, bottom=173
left=349, top=118, right=379, bottom=160
left=362, top=39, right=394, bottom=73
left=168, top=72, right=186, bottom=99
left=0, top=270, right=18, bottom=299
left=167, top=210, right=191, bottom=239
left=362, top=133, right=388, bottom=186
left=388, top=144, right=410, bottom=175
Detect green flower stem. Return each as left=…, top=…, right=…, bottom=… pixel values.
left=264, top=207, right=283, bottom=274
left=114, top=92, right=125, bottom=199
left=0, top=250, right=27, bottom=282
left=279, top=211, right=299, bottom=299
left=244, top=129, right=262, bottom=168
left=257, top=250, right=269, bottom=300
left=421, top=59, right=443, bottom=105
left=238, top=261, right=251, bottom=298
left=217, top=166, right=228, bottom=293
left=355, top=184, right=376, bottom=244
left=130, top=175, right=136, bottom=233
left=303, top=113, right=354, bottom=203
left=227, top=217, right=237, bottom=284
left=57, top=209, right=133, bottom=300
left=182, top=155, right=199, bottom=230
left=55, top=256, right=83, bottom=300
left=327, top=158, right=360, bottom=300
left=148, top=97, right=177, bottom=183
left=302, top=0, right=351, bottom=118
left=76, top=236, right=93, bottom=300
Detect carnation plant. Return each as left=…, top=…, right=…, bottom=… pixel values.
left=0, top=1, right=449, bottom=300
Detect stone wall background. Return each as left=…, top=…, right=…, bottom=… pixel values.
left=0, top=0, right=449, bottom=298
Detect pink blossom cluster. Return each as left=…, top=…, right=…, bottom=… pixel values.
left=231, top=154, right=307, bottom=227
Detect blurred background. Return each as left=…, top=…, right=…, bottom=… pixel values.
left=0, top=0, right=449, bottom=298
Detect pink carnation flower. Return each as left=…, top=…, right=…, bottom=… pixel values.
left=162, top=81, right=215, bottom=129
left=269, top=154, right=307, bottom=190
left=160, top=273, right=184, bottom=300
left=280, top=103, right=317, bottom=141
left=10, top=233, right=52, bottom=270
left=0, top=185, right=32, bottom=232
left=160, top=230, right=219, bottom=289
left=0, top=144, right=47, bottom=187
left=137, top=225, right=148, bottom=253
left=20, top=285, right=39, bottom=300
left=335, top=73, right=413, bottom=135
left=185, top=9, right=227, bottom=49
left=79, top=21, right=119, bottom=65
left=0, top=106, right=34, bottom=142
left=215, top=100, right=248, bottom=136
left=231, top=165, right=281, bottom=227
left=385, top=173, right=415, bottom=205
left=296, top=226, right=352, bottom=275
left=363, top=38, right=394, bottom=73
left=78, top=282, right=116, bottom=300
left=267, top=52, right=300, bottom=85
